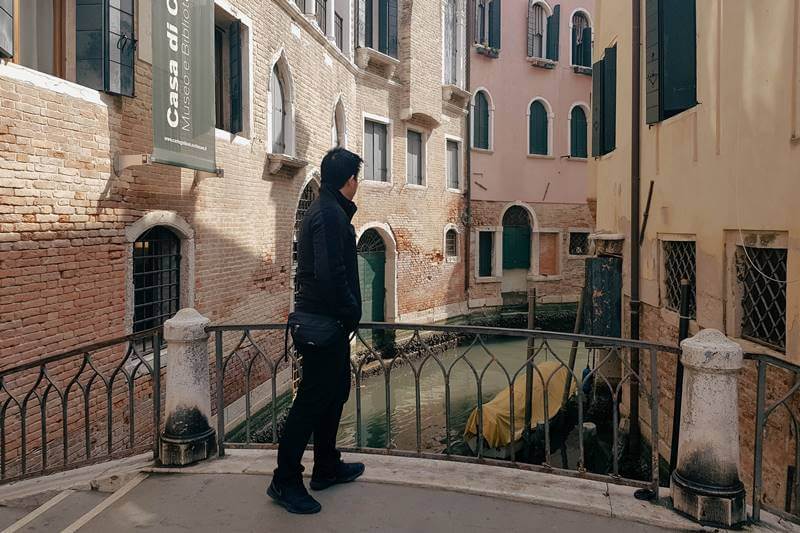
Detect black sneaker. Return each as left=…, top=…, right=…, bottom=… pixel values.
left=267, top=480, right=322, bottom=514
left=310, top=462, right=365, bottom=491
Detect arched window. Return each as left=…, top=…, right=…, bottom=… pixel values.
left=502, top=206, right=531, bottom=270
left=572, top=12, right=591, bottom=67
left=570, top=106, right=588, bottom=158
left=444, top=0, right=458, bottom=85
left=332, top=99, right=346, bottom=148
left=528, top=100, right=549, bottom=155
left=133, top=226, right=181, bottom=350
left=475, top=0, right=499, bottom=48
left=445, top=229, right=459, bottom=261
left=527, top=2, right=546, bottom=58
left=270, top=64, right=290, bottom=154
left=476, top=0, right=487, bottom=44
left=473, top=90, right=491, bottom=150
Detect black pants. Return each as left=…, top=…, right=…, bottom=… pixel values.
left=274, top=334, right=351, bottom=484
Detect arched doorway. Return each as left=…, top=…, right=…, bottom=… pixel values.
left=357, top=229, right=386, bottom=323
left=502, top=206, right=532, bottom=271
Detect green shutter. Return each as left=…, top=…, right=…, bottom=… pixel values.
left=581, top=27, right=592, bottom=67
left=602, top=45, right=617, bottom=154
left=662, top=0, right=696, bottom=118
left=591, top=59, right=604, bottom=157
left=645, top=0, right=661, bottom=124
left=503, top=227, right=532, bottom=270
left=479, top=232, right=493, bottom=277
left=0, top=0, right=12, bottom=59
left=474, top=92, right=489, bottom=149
left=76, top=0, right=135, bottom=96
left=387, top=0, right=398, bottom=58
left=546, top=4, right=560, bottom=61
left=363, top=0, right=372, bottom=48
left=229, top=21, right=243, bottom=135
left=529, top=101, right=548, bottom=155
left=489, top=0, right=501, bottom=49
left=571, top=106, right=587, bottom=158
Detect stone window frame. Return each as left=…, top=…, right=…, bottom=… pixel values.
left=724, top=230, right=791, bottom=356
left=212, top=0, right=255, bottom=143
left=566, top=101, right=590, bottom=161
left=362, top=111, right=394, bottom=187
left=404, top=125, right=428, bottom=190
left=441, top=0, right=467, bottom=89
left=566, top=227, right=592, bottom=259
left=267, top=48, right=297, bottom=157
left=568, top=8, right=593, bottom=68
left=124, top=211, right=195, bottom=370
left=473, top=225, right=503, bottom=283
left=529, top=228, right=563, bottom=281
left=526, top=96, right=555, bottom=158
left=331, top=95, right=348, bottom=148
left=657, top=233, right=699, bottom=331
left=444, top=134, right=464, bottom=193
left=443, top=224, right=461, bottom=263
left=471, top=87, right=495, bottom=152
left=526, top=0, right=552, bottom=60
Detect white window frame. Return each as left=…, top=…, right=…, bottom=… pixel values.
left=444, top=224, right=461, bottom=263
left=566, top=101, right=590, bottom=161
left=526, top=96, right=555, bottom=157
left=527, top=0, right=552, bottom=60
left=267, top=48, right=297, bottom=156
left=362, top=112, right=393, bottom=187
left=444, top=135, right=463, bottom=193
left=405, top=126, right=427, bottom=189
left=213, top=0, right=254, bottom=142
left=471, top=87, right=495, bottom=152
left=530, top=228, right=563, bottom=280
left=331, top=95, right=348, bottom=148
left=474, top=226, right=503, bottom=282
left=568, top=8, right=593, bottom=68
left=442, top=0, right=467, bottom=88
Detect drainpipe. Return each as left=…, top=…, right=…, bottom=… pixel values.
left=629, top=0, right=643, bottom=455
left=463, top=0, right=473, bottom=296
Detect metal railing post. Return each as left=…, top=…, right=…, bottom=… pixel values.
left=215, top=330, right=225, bottom=458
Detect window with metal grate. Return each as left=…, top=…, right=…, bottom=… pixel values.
left=663, top=240, right=696, bottom=319
left=736, top=246, right=787, bottom=351
left=569, top=232, right=590, bottom=256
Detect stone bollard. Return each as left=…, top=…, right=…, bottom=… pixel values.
left=671, top=329, right=746, bottom=528
left=160, top=308, right=217, bottom=466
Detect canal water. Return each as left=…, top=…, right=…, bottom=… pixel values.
left=228, top=335, right=591, bottom=453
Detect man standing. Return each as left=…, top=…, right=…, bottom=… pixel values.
left=268, top=148, right=365, bottom=514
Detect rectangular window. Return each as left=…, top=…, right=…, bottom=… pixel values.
left=592, top=44, right=617, bottom=157
left=446, top=140, right=460, bottom=190
left=214, top=8, right=245, bottom=135
left=316, top=0, right=327, bottom=33
left=335, top=12, right=344, bottom=51
left=737, top=246, right=787, bottom=351
left=478, top=231, right=494, bottom=277
left=362, top=0, right=397, bottom=58
left=569, top=231, right=590, bottom=256
left=663, top=240, right=697, bottom=319
left=406, top=130, right=424, bottom=186
left=646, top=0, right=697, bottom=124
left=364, top=119, right=389, bottom=182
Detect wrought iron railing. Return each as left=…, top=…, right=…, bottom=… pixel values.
left=211, top=322, right=679, bottom=499
left=0, top=329, right=162, bottom=484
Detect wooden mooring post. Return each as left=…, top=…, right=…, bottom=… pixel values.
left=523, top=288, right=536, bottom=460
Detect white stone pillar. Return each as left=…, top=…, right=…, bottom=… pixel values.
left=671, top=329, right=746, bottom=528
left=326, top=0, right=336, bottom=41
left=160, top=308, right=216, bottom=466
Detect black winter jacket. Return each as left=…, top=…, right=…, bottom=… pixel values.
left=294, top=183, right=362, bottom=330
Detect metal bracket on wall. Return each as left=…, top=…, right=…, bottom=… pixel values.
left=113, top=153, right=152, bottom=176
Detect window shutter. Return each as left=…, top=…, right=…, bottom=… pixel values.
left=488, top=0, right=501, bottom=49
left=387, top=0, right=398, bottom=58
left=602, top=45, right=616, bottom=154
left=0, top=0, right=12, bottom=59
left=376, top=123, right=388, bottom=181
left=271, top=73, right=285, bottom=153
left=581, top=27, right=592, bottom=67
left=477, top=3, right=485, bottom=44
left=572, top=107, right=587, bottom=158
left=479, top=232, right=493, bottom=277
left=77, top=0, right=106, bottom=91
left=591, top=59, right=604, bottom=157
left=529, top=102, right=548, bottom=155
left=364, top=121, right=375, bottom=180
left=229, top=21, right=243, bottom=135
left=662, top=0, right=696, bottom=117
left=474, top=93, right=489, bottom=149
left=645, top=0, right=661, bottom=124
left=447, top=140, right=459, bottom=189
left=546, top=4, right=559, bottom=61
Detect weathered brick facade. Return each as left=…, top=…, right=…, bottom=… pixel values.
left=0, top=0, right=469, bottom=370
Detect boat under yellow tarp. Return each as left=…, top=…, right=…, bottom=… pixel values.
left=464, top=361, right=577, bottom=449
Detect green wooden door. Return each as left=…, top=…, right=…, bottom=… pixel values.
left=358, top=251, right=386, bottom=322
left=502, top=226, right=531, bottom=270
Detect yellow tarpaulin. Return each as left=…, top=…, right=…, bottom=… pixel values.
left=464, top=361, right=577, bottom=449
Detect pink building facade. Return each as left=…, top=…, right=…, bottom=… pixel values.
left=468, top=0, right=596, bottom=308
